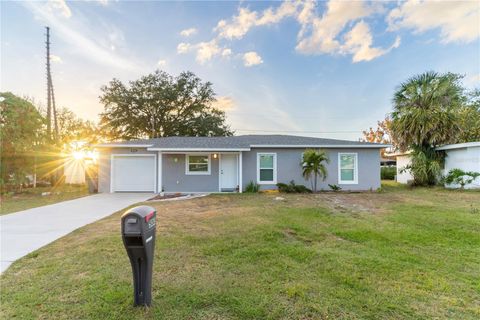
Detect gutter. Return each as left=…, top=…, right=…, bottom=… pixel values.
left=147, top=147, right=251, bottom=151
left=95, top=144, right=153, bottom=148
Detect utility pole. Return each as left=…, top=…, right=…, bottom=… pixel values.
left=45, top=26, right=58, bottom=141
left=45, top=26, right=61, bottom=186
left=46, top=26, right=52, bottom=139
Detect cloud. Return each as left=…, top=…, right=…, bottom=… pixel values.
left=201, top=1, right=395, bottom=64
left=294, top=1, right=400, bottom=62
left=177, top=41, right=232, bottom=64
left=221, top=48, right=232, bottom=57
left=342, top=21, right=400, bottom=62
left=23, top=1, right=138, bottom=70
left=157, top=59, right=167, bottom=67
left=387, top=0, right=480, bottom=43
left=296, top=1, right=382, bottom=55
left=215, top=8, right=258, bottom=40
left=243, top=51, right=263, bottom=67
left=182, top=0, right=476, bottom=66
left=213, top=96, right=235, bottom=111
left=50, top=54, right=63, bottom=63
left=257, top=1, right=299, bottom=26
left=180, top=27, right=198, bottom=37
left=177, top=42, right=191, bottom=54
left=45, top=0, right=71, bottom=18
left=215, top=1, right=301, bottom=40
left=195, top=40, right=221, bottom=64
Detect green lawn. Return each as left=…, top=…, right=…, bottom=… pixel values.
left=0, top=184, right=89, bottom=215
left=1, top=183, right=479, bottom=319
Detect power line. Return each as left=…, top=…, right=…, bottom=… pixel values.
left=227, top=112, right=372, bottom=120
left=234, top=128, right=363, bottom=134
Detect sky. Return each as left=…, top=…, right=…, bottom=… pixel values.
left=1, top=0, right=479, bottom=140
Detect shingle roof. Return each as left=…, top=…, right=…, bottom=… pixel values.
left=96, top=135, right=388, bottom=149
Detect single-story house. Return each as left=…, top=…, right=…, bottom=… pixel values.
left=390, top=150, right=413, bottom=184
left=389, top=142, right=480, bottom=189
left=437, top=142, right=480, bottom=189
left=95, top=135, right=389, bottom=193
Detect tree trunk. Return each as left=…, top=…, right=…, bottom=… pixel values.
left=33, top=153, right=37, bottom=188
left=314, top=173, right=318, bottom=193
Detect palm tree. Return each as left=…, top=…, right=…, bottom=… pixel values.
left=391, top=71, right=462, bottom=151
left=301, top=149, right=329, bottom=192
left=391, top=71, right=463, bottom=185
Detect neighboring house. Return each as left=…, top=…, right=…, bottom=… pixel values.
left=95, top=135, right=388, bottom=193
left=437, top=142, right=480, bottom=189
left=389, top=151, right=413, bottom=184
left=390, top=142, right=480, bottom=189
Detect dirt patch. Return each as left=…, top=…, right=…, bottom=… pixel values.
left=147, top=193, right=184, bottom=201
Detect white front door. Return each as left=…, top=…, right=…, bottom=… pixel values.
left=220, top=154, right=238, bottom=191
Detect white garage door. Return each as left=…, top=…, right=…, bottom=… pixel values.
left=112, top=155, right=156, bottom=192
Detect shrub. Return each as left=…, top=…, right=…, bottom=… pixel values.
left=381, top=166, right=396, bottom=180
left=403, top=147, right=443, bottom=186
left=245, top=181, right=260, bottom=193
left=277, top=180, right=312, bottom=193
left=443, top=168, right=480, bottom=189
left=328, top=184, right=342, bottom=192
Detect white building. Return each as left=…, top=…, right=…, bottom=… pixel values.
left=391, top=142, right=480, bottom=189
left=392, top=151, right=413, bottom=184
left=437, top=142, right=480, bottom=189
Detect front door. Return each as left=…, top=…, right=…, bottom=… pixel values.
left=220, top=154, right=238, bottom=191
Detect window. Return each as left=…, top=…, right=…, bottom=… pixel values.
left=257, top=153, right=276, bottom=184
left=338, top=153, right=358, bottom=184
left=186, top=154, right=211, bottom=175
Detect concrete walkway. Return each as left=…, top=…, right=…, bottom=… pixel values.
left=0, top=193, right=153, bottom=273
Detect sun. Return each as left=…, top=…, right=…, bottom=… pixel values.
left=72, top=150, right=86, bottom=160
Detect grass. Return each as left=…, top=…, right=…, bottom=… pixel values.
left=1, top=183, right=479, bottom=319
left=0, top=184, right=89, bottom=215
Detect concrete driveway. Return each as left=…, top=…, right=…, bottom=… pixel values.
left=0, top=193, right=153, bottom=273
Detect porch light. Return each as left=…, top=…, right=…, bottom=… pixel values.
left=213, top=153, right=218, bottom=159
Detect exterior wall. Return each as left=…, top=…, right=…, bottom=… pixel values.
left=99, top=147, right=383, bottom=193
left=97, top=147, right=158, bottom=193
left=241, top=148, right=381, bottom=191
left=162, top=153, right=220, bottom=192
left=444, top=146, right=480, bottom=189
left=396, top=155, right=413, bottom=184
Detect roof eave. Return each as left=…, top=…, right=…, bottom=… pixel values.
left=436, top=142, right=480, bottom=151
left=94, top=144, right=153, bottom=148
left=147, top=147, right=251, bottom=151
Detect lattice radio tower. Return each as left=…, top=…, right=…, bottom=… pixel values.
left=46, top=26, right=58, bottom=141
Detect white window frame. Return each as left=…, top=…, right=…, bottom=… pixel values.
left=338, top=152, right=358, bottom=184
left=185, top=154, right=211, bottom=175
left=257, top=153, right=277, bottom=184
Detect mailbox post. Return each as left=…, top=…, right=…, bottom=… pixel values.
left=121, top=206, right=157, bottom=306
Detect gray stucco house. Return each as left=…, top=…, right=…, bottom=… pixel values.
left=95, top=135, right=388, bottom=193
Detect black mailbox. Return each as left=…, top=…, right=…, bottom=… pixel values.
left=121, top=205, right=157, bottom=306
